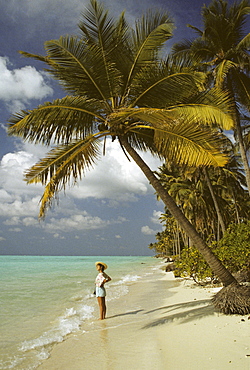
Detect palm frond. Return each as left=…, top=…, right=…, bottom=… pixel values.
left=129, top=67, right=206, bottom=108
left=171, top=39, right=194, bottom=57
left=190, top=38, right=217, bottom=62
left=171, top=42, right=205, bottom=68
left=229, top=0, right=250, bottom=40
left=25, top=135, right=101, bottom=218
left=114, top=92, right=234, bottom=130
left=19, top=51, right=48, bottom=63
left=202, top=0, right=250, bottom=50
left=43, top=36, right=122, bottom=103
left=78, top=0, right=124, bottom=102
left=236, top=32, right=250, bottom=51
left=79, top=1, right=134, bottom=93
left=153, top=121, right=229, bottom=167
left=108, top=13, right=135, bottom=94
left=8, top=96, right=105, bottom=145
left=231, top=69, right=250, bottom=110
left=187, top=24, right=203, bottom=36
left=78, top=0, right=112, bottom=42
left=214, top=59, right=237, bottom=87
left=133, top=10, right=174, bottom=60
left=170, top=104, right=234, bottom=130
left=123, top=10, right=174, bottom=95
left=22, top=37, right=103, bottom=98
left=125, top=128, right=159, bottom=156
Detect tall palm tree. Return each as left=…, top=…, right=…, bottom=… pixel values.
left=8, top=0, right=237, bottom=287
left=157, top=164, right=225, bottom=239
left=158, top=150, right=249, bottom=243
left=203, top=167, right=226, bottom=233
left=172, top=0, right=250, bottom=193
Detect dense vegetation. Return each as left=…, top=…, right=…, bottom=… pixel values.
left=174, top=221, right=250, bottom=284
left=150, top=0, right=250, bottom=289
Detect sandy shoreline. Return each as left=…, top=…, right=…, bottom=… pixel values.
left=37, top=267, right=250, bottom=370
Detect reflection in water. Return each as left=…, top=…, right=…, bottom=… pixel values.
left=99, top=321, right=109, bottom=369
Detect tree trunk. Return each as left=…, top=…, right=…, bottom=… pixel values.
left=235, top=119, right=250, bottom=196
left=203, top=167, right=226, bottom=234
left=120, top=137, right=238, bottom=287
left=232, top=190, right=240, bottom=224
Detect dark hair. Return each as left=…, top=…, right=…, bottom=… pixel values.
left=97, top=263, right=104, bottom=272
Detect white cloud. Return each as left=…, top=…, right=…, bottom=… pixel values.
left=0, top=150, right=43, bottom=201
left=1, top=139, right=162, bottom=203
left=69, top=139, right=162, bottom=200
left=141, top=210, right=163, bottom=235
left=0, top=56, right=53, bottom=111
left=3, top=215, right=40, bottom=227
left=0, top=139, right=162, bottom=216
left=22, top=217, right=40, bottom=227
left=141, top=225, right=157, bottom=235
left=0, top=127, right=162, bottom=235
left=3, top=217, right=20, bottom=226
left=8, top=228, right=22, bottom=232
left=43, top=213, right=125, bottom=233
left=0, top=189, right=12, bottom=202
left=151, top=210, right=163, bottom=224
left=0, top=198, right=41, bottom=218
left=0, top=236, right=6, bottom=241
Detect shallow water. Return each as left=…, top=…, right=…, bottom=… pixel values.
left=0, top=255, right=159, bottom=369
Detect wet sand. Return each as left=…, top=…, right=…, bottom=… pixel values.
left=37, top=268, right=250, bottom=370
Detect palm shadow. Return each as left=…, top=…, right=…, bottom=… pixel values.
left=142, top=298, right=216, bottom=329
left=107, top=309, right=144, bottom=319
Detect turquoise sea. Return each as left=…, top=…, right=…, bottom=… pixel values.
left=0, top=255, right=160, bottom=370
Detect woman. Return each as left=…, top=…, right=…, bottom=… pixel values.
left=95, top=261, right=111, bottom=320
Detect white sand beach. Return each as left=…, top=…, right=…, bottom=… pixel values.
left=38, top=267, right=250, bottom=370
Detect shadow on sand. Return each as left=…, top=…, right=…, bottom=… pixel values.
left=107, top=309, right=144, bottom=319
left=142, top=298, right=216, bottom=329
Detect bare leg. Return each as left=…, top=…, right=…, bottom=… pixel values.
left=102, top=297, right=106, bottom=319
left=97, top=297, right=106, bottom=319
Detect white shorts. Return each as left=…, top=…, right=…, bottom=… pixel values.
left=96, top=286, right=106, bottom=297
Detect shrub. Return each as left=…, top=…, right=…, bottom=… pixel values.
left=174, top=245, right=214, bottom=284
left=175, top=221, right=250, bottom=284
left=215, top=222, right=250, bottom=272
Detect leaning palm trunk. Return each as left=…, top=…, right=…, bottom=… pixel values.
left=203, top=167, right=226, bottom=234
left=120, top=137, right=238, bottom=287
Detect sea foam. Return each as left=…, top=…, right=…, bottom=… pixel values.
left=1, top=255, right=158, bottom=369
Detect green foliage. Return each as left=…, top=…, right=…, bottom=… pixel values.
left=175, top=221, right=250, bottom=284
left=175, top=245, right=214, bottom=284
left=149, top=230, right=174, bottom=256
left=149, top=211, right=184, bottom=256
left=215, top=222, right=250, bottom=271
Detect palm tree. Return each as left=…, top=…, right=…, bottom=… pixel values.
left=157, top=163, right=226, bottom=240
left=158, top=150, right=250, bottom=241
left=203, top=166, right=226, bottom=234
left=172, top=0, right=250, bottom=194
left=8, top=0, right=237, bottom=287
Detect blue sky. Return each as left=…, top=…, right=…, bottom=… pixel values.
left=0, top=0, right=240, bottom=256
